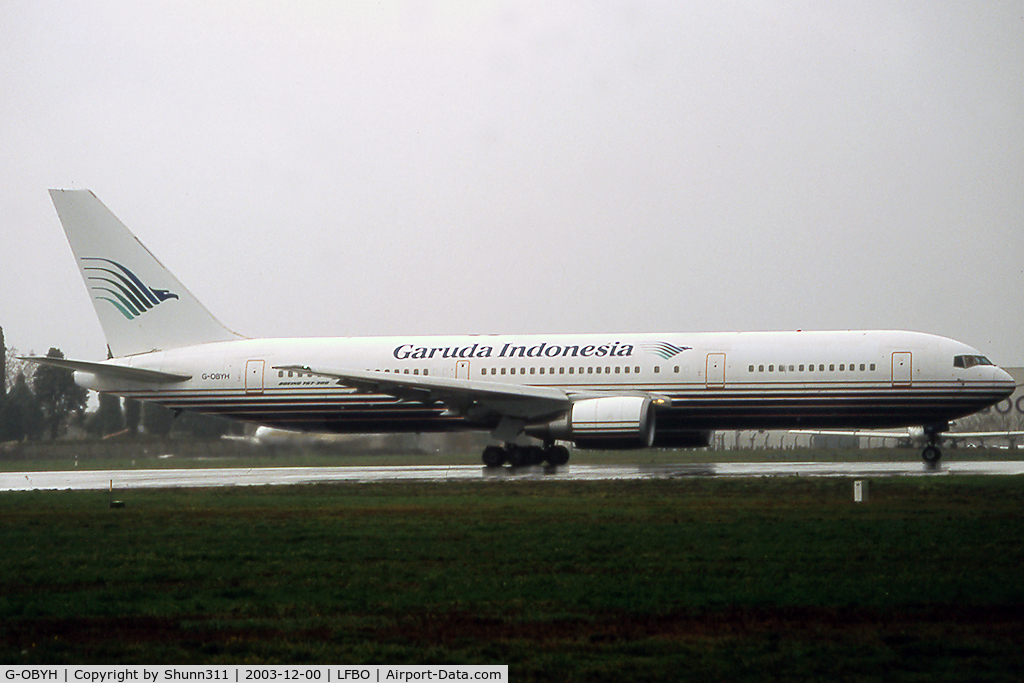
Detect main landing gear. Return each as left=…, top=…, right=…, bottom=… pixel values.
left=481, top=443, right=571, bottom=468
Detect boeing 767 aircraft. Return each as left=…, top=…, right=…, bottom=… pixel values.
left=26, top=190, right=1015, bottom=467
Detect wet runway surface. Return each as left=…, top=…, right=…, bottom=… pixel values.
left=3, top=460, right=1024, bottom=491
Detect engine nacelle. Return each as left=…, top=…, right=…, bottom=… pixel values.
left=530, top=396, right=655, bottom=449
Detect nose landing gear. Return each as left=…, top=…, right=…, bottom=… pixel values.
left=922, top=444, right=942, bottom=467
left=922, top=424, right=946, bottom=469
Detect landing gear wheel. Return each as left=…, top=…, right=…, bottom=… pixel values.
left=545, top=445, right=570, bottom=466
left=922, top=445, right=942, bottom=466
left=525, top=445, right=546, bottom=465
left=482, top=445, right=506, bottom=468
left=507, top=446, right=530, bottom=468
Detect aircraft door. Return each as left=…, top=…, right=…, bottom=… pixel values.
left=892, top=352, right=912, bottom=387
left=246, top=359, right=265, bottom=395
left=455, top=360, right=470, bottom=379
left=706, top=353, right=726, bottom=388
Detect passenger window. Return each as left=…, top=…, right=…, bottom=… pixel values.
left=789, top=365, right=794, bottom=372
left=799, top=365, right=804, bottom=372
left=501, top=368, right=506, bottom=375
left=673, top=366, right=680, bottom=373
left=539, top=367, right=545, bottom=374
left=569, top=367, right=574, bottom=374
left=596, top=367, right=602, bottom=374
left=530, top=367, right=536, bottom=375
left=839, top=364, right=845, bottom=371
left=769, top=365, right=774, bottom=372
left=759, top=365, right=764, bottom=372
left=749, top=365, right=754, bottom=372
left=818, top=364, right=824, bottom=371
left=859, top=364, right=865, bottom=371
left=635, top=367, right=640, bottom=373
left=625, top=366, right=631, bottom=374
left=870, top=364, right=875, bottom=371
left=413, top=369, right=419, bottom=375
left=615, top=367, right=621, bottom=374
left=829, top=364, right=835, bottom=371
left=654, top=366, right=660, bottom=373
left=424, top=369, right=429, bottom=376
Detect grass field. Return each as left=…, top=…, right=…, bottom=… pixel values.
left=2, top=475, right=1023, bottom=681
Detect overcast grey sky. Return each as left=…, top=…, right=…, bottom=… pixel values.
left=2, top=1, right=1022, bottom=365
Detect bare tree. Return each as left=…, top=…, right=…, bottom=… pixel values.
left=5, top=347, right=34, bottom=396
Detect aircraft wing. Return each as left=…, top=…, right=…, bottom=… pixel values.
left=274, top=364, right=578, bottom=421
left=945, top=431, right=1024, bottom=438
left=791, top=428, right=1024, bottom=439
left=790, top=429, right=916, bottom=439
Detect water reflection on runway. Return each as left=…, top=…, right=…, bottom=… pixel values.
left=2, top=460, right=1023, bottom=492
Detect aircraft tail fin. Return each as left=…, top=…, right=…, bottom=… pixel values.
left=49, top=190, right=244, bottom=357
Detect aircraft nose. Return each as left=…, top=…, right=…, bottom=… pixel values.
left=993, top=366, right=1016, bottom=394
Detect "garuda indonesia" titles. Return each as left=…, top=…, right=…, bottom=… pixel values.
left=393, top=341, right=638, bottom=361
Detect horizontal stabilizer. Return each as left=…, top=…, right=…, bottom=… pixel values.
left=20, top=357, right=191, bottom=384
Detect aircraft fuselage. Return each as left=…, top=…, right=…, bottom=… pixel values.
left=77, top=330, right=1013, bottom=440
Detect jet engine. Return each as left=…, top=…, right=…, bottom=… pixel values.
left=529, top=395, right=655, bottom=449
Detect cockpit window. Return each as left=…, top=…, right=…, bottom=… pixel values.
left=954, top=355, right=994, bottom=369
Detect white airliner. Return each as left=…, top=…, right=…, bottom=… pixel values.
left=26, top=190, right=1015, bottom=467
